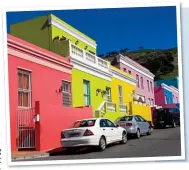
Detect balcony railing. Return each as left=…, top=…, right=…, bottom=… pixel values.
left=70, top=44, right=109, bottom=70
left=119, top=104, right=127, bottom=113
left=107, top=102, right=116, bottom=112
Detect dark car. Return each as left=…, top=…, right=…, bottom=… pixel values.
left=152, top=108, right=180, bottom=128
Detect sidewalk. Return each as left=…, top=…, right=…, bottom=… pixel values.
left=11, top=147, right=66, bottom=161
left=12, top=151, right=50, bottom=161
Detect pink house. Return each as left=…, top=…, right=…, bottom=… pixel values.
left=105, top=54, right=155, bottom=106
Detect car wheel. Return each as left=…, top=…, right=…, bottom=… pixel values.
left=147, top=127, right=151, bottom=135
left=99, top=136, right=106, bottom=151
left=136, top=129, right=140, bottom=139
left=120, top=131, right=127, bottom=144
left=172, top=121, right=176, bottom=128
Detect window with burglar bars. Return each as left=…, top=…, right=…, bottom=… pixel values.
left=18, top=69, right=32, bottom=108
left=62, top=81, right=72, bottom=106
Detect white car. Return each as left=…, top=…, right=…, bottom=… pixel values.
left=60, top=118, right=127, bottom=151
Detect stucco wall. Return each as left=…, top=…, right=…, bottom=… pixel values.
left=119, top=62, right=155, bottom=104
left=72, top=68, right=111, bottom=111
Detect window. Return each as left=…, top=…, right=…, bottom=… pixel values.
left=141, top=77, right=144, bottom=89
left=70, top=119, right=96, bottom=128
left=106, top=87, right=112, bottom=102
left=137, top=116, right=146, bottom=122
left=136, top=75, right=140, bottom=88
left=123, top=68, right=127, bottom=72
left=150, top=81, right=153, bottom=93
left=118, top=85, right=123, bottom=104
left=83, top=80, right=90, bottom=105
left=165, top=95, right=167, bottom=104
left=105, top=119, right=116, bottom=127
left=128, top=70, right=131, bottom=75
left=120, top=116, right=133, bottom=121
left=134, top=116, right=141, bottom=122
left=62, top=81, right=72, bottom=106
left=18, top=69, right=32, bottom=108
left=147, top=80, right=150, bottom=92
left=100, top=119, right=107, bottom=127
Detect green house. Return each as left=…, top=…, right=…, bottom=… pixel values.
left=10, top=14, right=97, bottom=57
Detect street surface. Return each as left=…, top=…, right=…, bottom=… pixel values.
left=14, top=127, right=181, bottom=161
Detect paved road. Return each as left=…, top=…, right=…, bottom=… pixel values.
left=17, top=127, right=181, bottom=161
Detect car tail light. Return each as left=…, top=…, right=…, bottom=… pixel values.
left=61, top=132, right=66, bottom=139
left=126, top=123, right=132, bottom=126
left=83, top=129, right=94, bottom=136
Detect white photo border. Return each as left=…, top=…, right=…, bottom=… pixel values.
left=2, top=1, right=185, bottom=167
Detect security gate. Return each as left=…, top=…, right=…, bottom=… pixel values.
left=17, top=108, right=36, bottom=150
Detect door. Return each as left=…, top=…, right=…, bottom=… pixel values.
left=138, top=116, right=149, bottom=133
left=99, top=119, right=112, bottom=144
left=134, top=116, right=145, bottom=134
left=105, top=119, right=120, bottom=142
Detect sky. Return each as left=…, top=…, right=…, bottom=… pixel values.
left=6, top=6, right=177, bottom=55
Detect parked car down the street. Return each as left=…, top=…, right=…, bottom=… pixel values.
left=116, top=115, right=152, bottom=138
left=60, top=118, right=128, bottom=151
left=152, top=108, right=180, bottom=129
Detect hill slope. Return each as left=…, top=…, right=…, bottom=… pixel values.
left=99, top=47, right=178, bottom=81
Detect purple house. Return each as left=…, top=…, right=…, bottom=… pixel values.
left=104, top=54, right=155, bottom=106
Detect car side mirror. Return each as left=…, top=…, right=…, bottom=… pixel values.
left=116, top=124, right=119, bottom=128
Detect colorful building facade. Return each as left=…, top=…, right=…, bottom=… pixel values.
left=154, top=83, right=179, bottom=108
left=10, top=14, right=97, bottom=56
left=8, top=34, right=93, bottom=152
left=8, top=14, right=155, bottom=153
left=105, top=54, right=155, bottom=106
left=10, top=14, right=153, bottom=122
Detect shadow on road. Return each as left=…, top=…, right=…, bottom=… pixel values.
left=48, top=139, right=134, bottom=156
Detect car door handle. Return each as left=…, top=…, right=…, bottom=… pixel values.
left=111, top=128, right=113, bottom=130
left=103, top=129, right=105, bottom=130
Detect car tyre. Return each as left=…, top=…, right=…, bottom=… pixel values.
left=172, top=120, right=176, bottom=128
left=147, top=127, right=152, bottom=135
left=120, top=131, right=127, bottom=144
left=136, top=129, right=140, bottom=139
left=98, top=136, right=106, bottom=151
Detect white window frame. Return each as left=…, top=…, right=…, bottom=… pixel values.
left=118, top=85, right=123, bottom=104
left=106, top=87, right=112, bottom=102
left=147, top=80, right=150, bottom=92
left=136, top=75, right=140, bottom=88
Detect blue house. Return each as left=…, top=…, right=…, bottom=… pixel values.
left=155, top=76, right=179, bottom=88
left=163, top=88, right=174, bottom=104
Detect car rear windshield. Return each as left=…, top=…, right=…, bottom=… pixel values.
left=120, top=116, right=133, bottom=121
left=70, top=120, right=96, bottom=128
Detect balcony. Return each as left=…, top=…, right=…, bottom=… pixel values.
left=107, top=102, right=116, bottom=112
left=70, top=44, right=109, bottom=70
left=119, top=104, right=127, bottom=113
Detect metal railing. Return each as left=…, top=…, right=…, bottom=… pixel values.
left=107, top=102, right=116, bottom=112
left=119, top=104, right=127, bottom=113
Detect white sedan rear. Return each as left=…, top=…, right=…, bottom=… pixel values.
left=60, top=118, right=127, bottom=151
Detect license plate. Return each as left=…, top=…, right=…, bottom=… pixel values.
left=159, top=121, right=164, bottom=123
left=69, top=133, right=80, bottom=138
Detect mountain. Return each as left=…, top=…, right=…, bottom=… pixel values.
left=98, top=47, right=178, bottom=81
